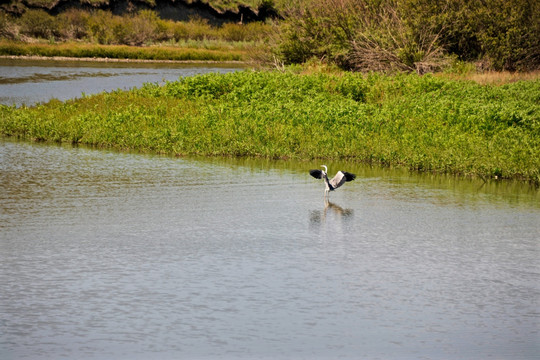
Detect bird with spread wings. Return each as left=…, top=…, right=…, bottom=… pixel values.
left=309, top=165, right=356, bottom=198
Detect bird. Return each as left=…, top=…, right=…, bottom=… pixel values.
left=309, top=165, right=356, bottom=198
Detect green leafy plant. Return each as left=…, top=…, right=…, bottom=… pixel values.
left=1, top=70, right=538, bottom=183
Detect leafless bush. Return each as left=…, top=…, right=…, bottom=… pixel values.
left=279, top=0, right=449, bottom=73
left=0, top=12, right=18, bottom=39
left=347, top=4, right=448, bottom=73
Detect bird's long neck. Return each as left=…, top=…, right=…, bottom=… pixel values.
left=322, top=172, right=333, bottom=190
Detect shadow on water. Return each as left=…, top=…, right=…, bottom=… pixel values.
left=310, top=200, right=354, bottom=226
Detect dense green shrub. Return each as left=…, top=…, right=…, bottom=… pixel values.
left=2, top=8, right=270, bottom=46
left=220, top=22, right=271, bottom=42
left=170, top=18, right=217, bottom=41
left=56, top=9, right=90, bottom=40
left=85, top=10, right=167, bottom=45
left=85, top=10, right=114, bottom=44
left=18, top=9, right=58, bottom=39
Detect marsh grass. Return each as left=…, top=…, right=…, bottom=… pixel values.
left=0, top=40, right=247, bottom=61
left=1, top=70, right=539, bottom=184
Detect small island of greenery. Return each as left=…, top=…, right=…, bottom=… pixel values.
left=1, top=0, right=539, bottom=184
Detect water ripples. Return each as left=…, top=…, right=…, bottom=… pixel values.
left=1, top=139, right=539, bottom=359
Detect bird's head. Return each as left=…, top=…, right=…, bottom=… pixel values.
left=321, top=165, right=327, bottom=174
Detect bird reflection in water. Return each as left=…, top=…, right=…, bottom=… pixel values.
left=309, top=200, right=354, bottom=228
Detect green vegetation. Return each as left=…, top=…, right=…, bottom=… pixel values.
left=4, top=9, right=272, bottom=45
left=0, top=40, right=248, bottom=62
left=0, top=8, right=272, bottom=62
left=2, top=0, right=538, bottom=70
left=1, top=1, right=538, bottom=184
left=2, top=69, right=539, bottom=184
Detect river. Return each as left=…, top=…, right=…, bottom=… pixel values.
left=1, top=138, right=539, bottom=360
left=0, top=58, right=243, bottom=106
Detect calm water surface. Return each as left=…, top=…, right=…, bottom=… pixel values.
left=1, top=139, right=539, bottom=360
left=0, top=58, right=243, bottom=106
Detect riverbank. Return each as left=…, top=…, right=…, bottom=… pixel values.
left=1, top=70, right=539, bottom=184
left=0, top=54, right=248, bottom=65
left=0, top=40, right=253, bottom=62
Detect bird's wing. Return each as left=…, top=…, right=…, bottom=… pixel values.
left=342, top=171, right=356, bottom=182
left=329, top=171, right=356, bottom=189
left=309, top=169, right=323, bottom=179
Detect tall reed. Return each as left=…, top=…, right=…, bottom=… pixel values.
left=0, top=40, right=247, bottom=61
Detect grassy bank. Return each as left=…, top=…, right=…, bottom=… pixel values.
left=1, top=70, right=539, bottom=184
left=0, top=40, right=250, bottom=62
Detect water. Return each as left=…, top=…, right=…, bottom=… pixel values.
left=1, top=139, right=539, bottom=360
left=0, top=58, right=243, bottom=106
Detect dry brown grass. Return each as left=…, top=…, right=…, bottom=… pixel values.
left=440, top=71, right=540, bottom=85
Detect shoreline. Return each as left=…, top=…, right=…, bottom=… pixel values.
left=0, top=55, right=249, bottom=65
